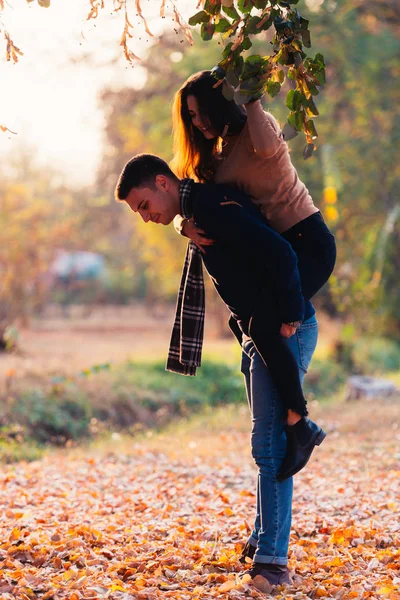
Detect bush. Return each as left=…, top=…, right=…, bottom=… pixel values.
left=352, top=337, right=400, bottom=374
left=111, top=360, right=245, bottom=414
left=12, top=386, right=93, bottom=444
left=304, top=359, right=347, bottom=400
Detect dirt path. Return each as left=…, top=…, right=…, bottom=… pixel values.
left=0, top=306, right=338, bottom=390
left=0, top=400, right=399, bottom=599
left=0, top=305, right=239, bottom=386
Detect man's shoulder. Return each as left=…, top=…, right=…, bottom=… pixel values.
left=192, top=183, right=253, bottom=214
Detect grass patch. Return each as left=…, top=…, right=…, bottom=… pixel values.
left=0, top=354, right=370, bottom=464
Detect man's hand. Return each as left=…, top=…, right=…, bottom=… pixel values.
left=280, top=323, right=298, bottom=338
left=182, top=219, right=215, bottom=252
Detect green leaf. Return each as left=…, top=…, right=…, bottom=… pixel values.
left=204, top=0, right=221, bottom=16
left=299, top=17, right=309, bottom=30
left=286, top=89, right=303, bottom=110
left=300, top=30, right=311, bottom=48
left=287, top=66, right=296, bottom=81
left=303, top=143, right=315, bottom=160
left=253, top=0, right=268, bottom=8
left=276, top=69, right=285, bottom=83
left=288, top=110, right=303, bottom=131
left=240, top=76, right=261, bottom=92
left=267, top=80, right=281, bottom=97
left=201, top=22, right=216, bottom=41
left=222, top=5, right=240, bottom=20
left=276, top=47, right=289, bottom=65
left=215, top=17, right=232, bottom=33
left=238, top=0, right=253, bottom=14
left=244, top=54, right=265, bottom=67
left=222, top=42, right=234, bottom=59
left=305, top=119, right=318, bottom=139
left=258, top=16, right=274, bottom=32
left=305, top=97, right=319, bottom=116
left=188, top=10, right=209, bottom=26
left=241, top=36, right=253, bottom=51
left=233, top=55, right=244, bottom=77
left=305, top=79, right=320, bottom=96
left=315, top=68, right=326, bottom=85
left=246, top=16, right=263, bottom=35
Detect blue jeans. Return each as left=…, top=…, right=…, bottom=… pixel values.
left=241, top=313, right=318, bottom=564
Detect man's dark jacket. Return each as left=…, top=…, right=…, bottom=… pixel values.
left=186, top=182, right=314, bottom=325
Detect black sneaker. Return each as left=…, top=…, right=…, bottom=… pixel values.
left=277, top=417, right=326, bottom=481
left=239, top=540, right=256, bottom=563
left=247, top=562, right=292, bottom=593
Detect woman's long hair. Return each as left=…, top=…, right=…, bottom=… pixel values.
left=171, top=70, right=246, bottom=183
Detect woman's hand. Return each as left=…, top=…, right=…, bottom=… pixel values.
left=280, top=323, right=298, bottom=338
left=182, top=219, right=215, bottom=252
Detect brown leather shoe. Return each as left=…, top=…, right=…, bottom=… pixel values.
left=248, top=562, right=292, bottom=593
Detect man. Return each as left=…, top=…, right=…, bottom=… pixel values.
left=115, top=153, right=324, bottom=592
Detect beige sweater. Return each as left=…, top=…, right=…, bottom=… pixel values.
left=214, top=103, right=318, bottom=233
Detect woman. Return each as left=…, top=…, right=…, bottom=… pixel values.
left=171, top=70, right=335, bottom=584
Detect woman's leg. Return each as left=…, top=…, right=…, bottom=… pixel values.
left=246, top=292, right=309, bottom=417
left=277, top=314, right=321, bottom=481
left=241, top=213, right=335, bottom=421
left=282, top=212, right=337, bottom=300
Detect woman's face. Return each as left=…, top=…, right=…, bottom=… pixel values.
left=186, top=95, right=217, bottom=140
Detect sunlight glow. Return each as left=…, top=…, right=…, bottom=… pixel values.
left=0, top=0, right=195, bottom=185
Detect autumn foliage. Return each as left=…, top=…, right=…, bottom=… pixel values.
left=0, top=401, right=399, bottom=599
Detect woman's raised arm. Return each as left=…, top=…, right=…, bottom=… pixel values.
left=245, top=100, right=283, bottom=159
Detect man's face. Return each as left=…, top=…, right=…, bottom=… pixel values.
left=125, top=176, right=177, bottom=226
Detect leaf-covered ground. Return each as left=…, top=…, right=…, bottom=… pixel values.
left=0, top=400, right=399, bottom=600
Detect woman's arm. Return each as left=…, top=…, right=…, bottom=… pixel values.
left=173, top=214, right=215, bottom=251
left=245, top=100, right=283, bottom=159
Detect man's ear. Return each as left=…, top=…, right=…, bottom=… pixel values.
left=155, top=174, right=169, bottom=190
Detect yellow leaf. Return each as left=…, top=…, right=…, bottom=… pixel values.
left=110, top=584, right=126, bottom=591
left=218, top=580, right=236, bottom=592
left=378, top=587, right=394, bottom=596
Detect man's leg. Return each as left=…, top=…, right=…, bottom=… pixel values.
left=239, top=350, right=260, bottom=560
left=240, top=316, right=319, bottom=580
left=241, top=337, right=293, bottom=567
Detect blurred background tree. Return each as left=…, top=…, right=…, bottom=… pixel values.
left=1, top=0, right=399, bottom=346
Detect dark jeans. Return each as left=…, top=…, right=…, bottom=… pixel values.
left=232, top=212, right=336, bottom=416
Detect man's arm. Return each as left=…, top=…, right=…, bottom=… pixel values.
left=196, top=194, right=304, bottom=323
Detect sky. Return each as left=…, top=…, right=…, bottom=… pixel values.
left=0, top=0, right=195, bottom=186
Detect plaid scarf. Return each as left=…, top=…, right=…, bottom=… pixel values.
left=166, top=179, right=205, bottom=376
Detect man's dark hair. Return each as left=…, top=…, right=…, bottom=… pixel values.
left=115, top=154, right=178, bottom=201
